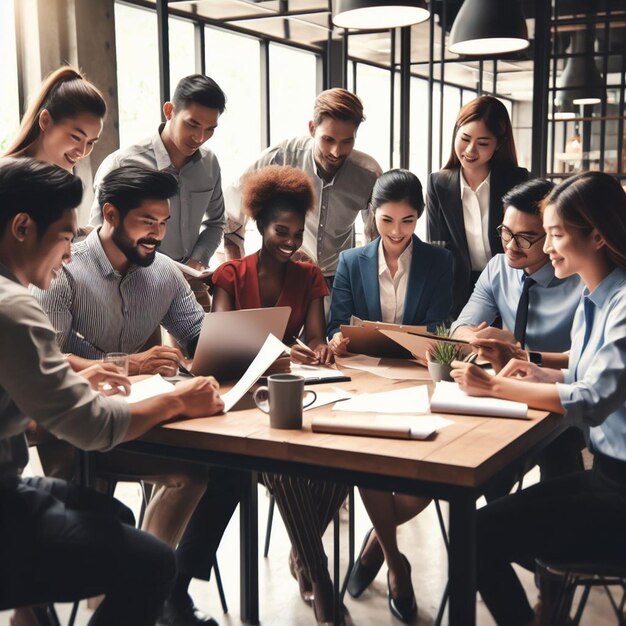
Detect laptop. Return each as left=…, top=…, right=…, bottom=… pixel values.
left=191, top=306, right=291, bottom=381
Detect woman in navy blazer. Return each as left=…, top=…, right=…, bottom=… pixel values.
left=328, top=170, right=453, bottom=623
left=426, top=96, right=529, bottom=317
left=328, top=170, right=453, bottom=351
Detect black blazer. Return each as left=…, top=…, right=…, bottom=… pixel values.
left=426, top=165, right=529, bottom=317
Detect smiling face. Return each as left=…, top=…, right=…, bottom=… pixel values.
left=34, top=111, right=103, bottom=171
left=454, top=119, right=498, bottom=177
left=261, top=208, right=305, bottom=264
left=15, top=208, right=77, bottom=290
left=543, top=203, right=600, bottom=280
left=374, top=200, right=418, bottom=255
left=163, top=101, right=220, bottom=160
left=309, top=117, right=357, bottom=180
left=500, top=206, right=548, bottom=274
left=110, top=199, right=170, bottom=267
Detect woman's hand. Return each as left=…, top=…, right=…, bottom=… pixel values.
left=498, top=358, right=563, bottom=384
left=470, top=338, right=528, bottom=372
left=313, top=343, right=333, bottom=365
left=329, top=332, right=350, bottom=356
left=290, top=342, right=320, bottom=365
left=79, top=362, right=131, bottom=396
left=264, top=355, right=292, bottom=376
left=450, top=361, right=495, bottom=396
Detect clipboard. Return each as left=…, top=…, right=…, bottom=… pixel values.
left=379, top=329, right=472, bottom=361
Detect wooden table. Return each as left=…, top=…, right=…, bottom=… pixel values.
left=121, top=368, right=563, bottom=626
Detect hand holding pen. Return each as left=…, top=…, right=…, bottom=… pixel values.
left=290, top=336, right=333, bottom=365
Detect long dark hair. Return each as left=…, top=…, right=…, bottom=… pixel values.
left=545, top=171, right=626, bottom=269
left=3, top=66, right=106, bottom=158
left=443, top=95, right=518, bottom=170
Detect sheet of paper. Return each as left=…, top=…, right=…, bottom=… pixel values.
left=380, top=329, right=471, bottom=361
left=336, top=354, right=381, bottom=372
left=305, top=386, right=353, bottom=411
left=171, top=259, right=210, bottom=278
left=430, top=381, right=528, bottom=419
left=332, top=384, right=430, bottom=414
left=312, top=414, right=453, bottom=440
left=222, top=334, right=289, bottom=412
left=291, top=363, right=348, bottom=381
left=125, top=374, right=175, bottom=404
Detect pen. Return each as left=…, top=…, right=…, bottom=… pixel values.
left=73, top=330, right=106, bottom=354
left=178, top=361, right=195, bottom=377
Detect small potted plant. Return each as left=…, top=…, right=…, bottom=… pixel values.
left=426, top=325, right=463, bottom=382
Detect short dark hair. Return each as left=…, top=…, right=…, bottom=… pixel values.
left=502, top=178, right=555, bottom=216
left=172, top=74, right=226, bottom=114
left=371, top=169, right=424, bottom=219
left=97, top=166, right=178, bottom=219
left=0, top=157, right=83, bottom=237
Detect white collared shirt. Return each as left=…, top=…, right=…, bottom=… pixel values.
left=460, top=171, right=491, bottom=271
left=378, top=239, right=413, bottom=324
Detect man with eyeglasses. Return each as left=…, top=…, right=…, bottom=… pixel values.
left=451, top=178, right=585, bottom=491
left=451, top=178, right=582, bottom=368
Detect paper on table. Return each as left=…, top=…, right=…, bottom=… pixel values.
left=290, top=363, right=348, bottom=381
left=333, top=384, right=430, bottom=414
left=311, top=414, right=453, bottom=440
left=430, top=381, right=529, bottom=419
left=336, top=354, right=381, bottom=373
left=304, top=386, right=353, bottom=411
left=171, top=259, right=210, bottom=278
left=221, top=334, right=289, bottom=412
left=125, top=374, right=175, bottom=404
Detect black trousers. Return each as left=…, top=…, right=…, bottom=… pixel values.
left=0, top=475, right=175, bottom=626
left=476, top=454, right=626, bottom=625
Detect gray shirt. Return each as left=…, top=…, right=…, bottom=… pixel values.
left=224, top=136, right=381, bottom=277
left=0, top=264, right=130, bottom=476
left=31, top=230, right=204, bottom=359
left=89, top=125, right=225, bottom=266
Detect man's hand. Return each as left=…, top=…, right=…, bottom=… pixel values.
left=78, top=362, right=131, bottom=396
left=184, top=259, right=212, bottom=287
left=498, top=358, right=562, bottom=384
left=474, top=326, right=516, bottom=343
left=130, top=345, right=185, bottom=376
left=470, top=338, right=528, bottom=372
left=172, top=376, right=224, bottom=417
left=329, top=332, right=350, bottom=356
left=450, top=360, right=495, bottom=396
left=313, top=343, right=333, bottom=365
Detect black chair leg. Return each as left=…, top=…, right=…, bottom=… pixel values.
left=31, top=604, right=61, bottom=626
left=67, top=600, right=79, bottom=626
left=263, top=494, right=275, bottom=558
left=213, top=558, right=228, bottom=614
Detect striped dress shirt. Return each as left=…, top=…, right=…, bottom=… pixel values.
left=31, top=230, right=204, bottom=359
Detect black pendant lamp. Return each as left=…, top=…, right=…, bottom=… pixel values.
left=333, top=0, right=429, bottom=30
left=556, top=29, right=605, bottom=107
left=449, top=0, right=529, bottom=55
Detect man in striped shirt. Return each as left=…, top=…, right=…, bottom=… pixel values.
left=33, top=166, right=246, bottom=626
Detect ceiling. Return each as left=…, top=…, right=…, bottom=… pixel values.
left=154, top=0, right=625, bottom=102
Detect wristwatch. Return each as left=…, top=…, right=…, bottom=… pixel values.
left=528, top=351, right=543, bottom=366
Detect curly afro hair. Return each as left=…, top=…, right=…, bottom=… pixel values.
left=241, top=165, right=316, bottom=234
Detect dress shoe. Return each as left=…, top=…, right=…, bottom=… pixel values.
left=346, top=527, right=384, bottom=598
left=387, top=554, right=417, bottom=623
left=289, top=547, right=314, bottom=604
left=159, top=593, right=219, bottom=626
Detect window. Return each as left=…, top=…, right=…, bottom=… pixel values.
left=269, top=43, right=317, bottom=146
left=169, top=16, right=195, bottom=91
left=205, top=27, right=262, bottom=188
left=355, top=63, right=391, bottom=171
left=0, top=0, right=20, bottom=152
left=115, top=2, right=161, bottom=145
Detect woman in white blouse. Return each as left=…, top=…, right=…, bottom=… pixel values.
left=328, top=169, right=453, bottom=622
left=452, top=171, right=626, bottom=625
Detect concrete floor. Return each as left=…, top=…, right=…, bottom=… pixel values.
left=1, top=460, right=623, bottom=625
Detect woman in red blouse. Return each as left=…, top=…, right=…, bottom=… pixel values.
left=212, top=165, right=344, bottom=624
left=212, top=164, right=331, bottom=364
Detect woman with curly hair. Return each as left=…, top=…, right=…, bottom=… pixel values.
left=212, top=165, right=346, bottom=625
left=212, top=164, right=332, bottom=363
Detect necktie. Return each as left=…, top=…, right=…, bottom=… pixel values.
left=514, top=275, right=536, bottom=349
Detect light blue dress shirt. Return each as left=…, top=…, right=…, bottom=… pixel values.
left=451, top=254, right=583, bottom=352
left=557, top=267, right=626, bottom=462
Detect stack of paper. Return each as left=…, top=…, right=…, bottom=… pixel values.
left=124, top=374, right=175, bottom=404
left=332, top=385, right=430, bottom=413
left=430, top=381, right=528, bottom=419
left=312, top=414, right=453, bottom=440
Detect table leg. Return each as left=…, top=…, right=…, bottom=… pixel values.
left=448, top=491, right=476, bottom=626
left=240, top=471, right=259, bottom=624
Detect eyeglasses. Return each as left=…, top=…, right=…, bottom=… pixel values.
left=496, top=225, right=546, bottom=250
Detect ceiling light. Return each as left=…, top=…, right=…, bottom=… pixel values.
left=333, top=0, right=429, bottom=30
left=448, top=0, right=529, bottom=56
